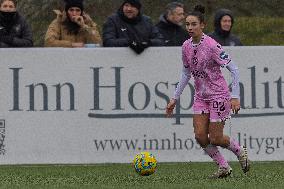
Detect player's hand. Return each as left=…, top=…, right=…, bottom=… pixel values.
left=166, top=98, right=176, bottom=117
left=231, top=98, right=240, bottom=114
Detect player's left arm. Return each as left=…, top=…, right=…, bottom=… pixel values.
left=211, top=43, right=240, bottom=114
left=225, top=61, right=240, bottom=114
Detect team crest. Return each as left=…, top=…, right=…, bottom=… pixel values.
left=220, top=51, right=229, bottom=60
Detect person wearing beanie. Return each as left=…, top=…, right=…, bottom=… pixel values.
left=0, top=0, right=33, bottom=47
left=208, top=8, right=242, bottom=46
left=45, top=0, right=101, bottom=47
left=122, top=0, right=141, bottom=10
left=102, top=0, right=164, bottom=54
left=156, top=2, right=188, bottom=46
left=64, top=0, right=84, bottom=13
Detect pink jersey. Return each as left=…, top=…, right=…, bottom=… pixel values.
left=182, top=34, right=231, bottom=101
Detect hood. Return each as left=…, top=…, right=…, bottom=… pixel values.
left=214, top=9, right=234, bottom=37
left=159, top=14, right=167, bottom=23
left=53, top=10, right=67, bottom=22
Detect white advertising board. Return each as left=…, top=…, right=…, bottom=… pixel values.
left=0, top=47, right=283, bottom=164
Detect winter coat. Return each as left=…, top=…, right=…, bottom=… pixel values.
left=102, top=9, right=164, bottom=47
left=208, top=9, right=242, bottom=46
left=45, top=10, right=101, bottom=47
left=0, top=12, right=33, bottom=47
left=156, top=14, right=188, bottom=46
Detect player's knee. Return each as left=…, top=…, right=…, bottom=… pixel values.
left=209, top=136, right=221, bottom=145
left=195, top=134, right=208, bottom=147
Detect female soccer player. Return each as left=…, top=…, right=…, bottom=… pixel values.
left=166, top=5, right=250, bottom=178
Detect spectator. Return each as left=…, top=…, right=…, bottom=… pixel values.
left=103, top=0, right=164, bottom=54
left=208, top=9, right=242, bottom=46
left=156, top=2, right=188, bottom=46
left=45, top=0, right=101, bottom=48
left=0, top=0, right=33, bottom=47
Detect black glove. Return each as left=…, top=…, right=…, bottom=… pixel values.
left=129, top=40, right=145, bottom=54
left=0, top=35, right=14, bottom=44
left=141, top=40, right=151, bottom=48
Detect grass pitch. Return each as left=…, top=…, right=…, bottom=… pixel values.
left=0, top=162, right=283, bottom=189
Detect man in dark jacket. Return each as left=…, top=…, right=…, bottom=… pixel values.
left=156, top=2, right=188, bottom=46
left=102, top=0, right=164, bottom=54
left=208, top=9, right=242, bottom=46
left=0, top=0, right=33, bottom=47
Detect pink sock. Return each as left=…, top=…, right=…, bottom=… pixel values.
left=227, top=138, right=241, bottom=157
left=203, top=144, right=229, bottom=168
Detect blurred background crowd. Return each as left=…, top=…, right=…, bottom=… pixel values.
left=7, top=0, right=284, bottom=46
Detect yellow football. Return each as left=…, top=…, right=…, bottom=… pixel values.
left=133, top=152, right=157, bottom=176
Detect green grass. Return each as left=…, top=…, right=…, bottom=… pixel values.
left=0, top=162, right=283, bottom=189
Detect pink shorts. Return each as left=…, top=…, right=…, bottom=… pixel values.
left=193, top=98, right=231, bottom=122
